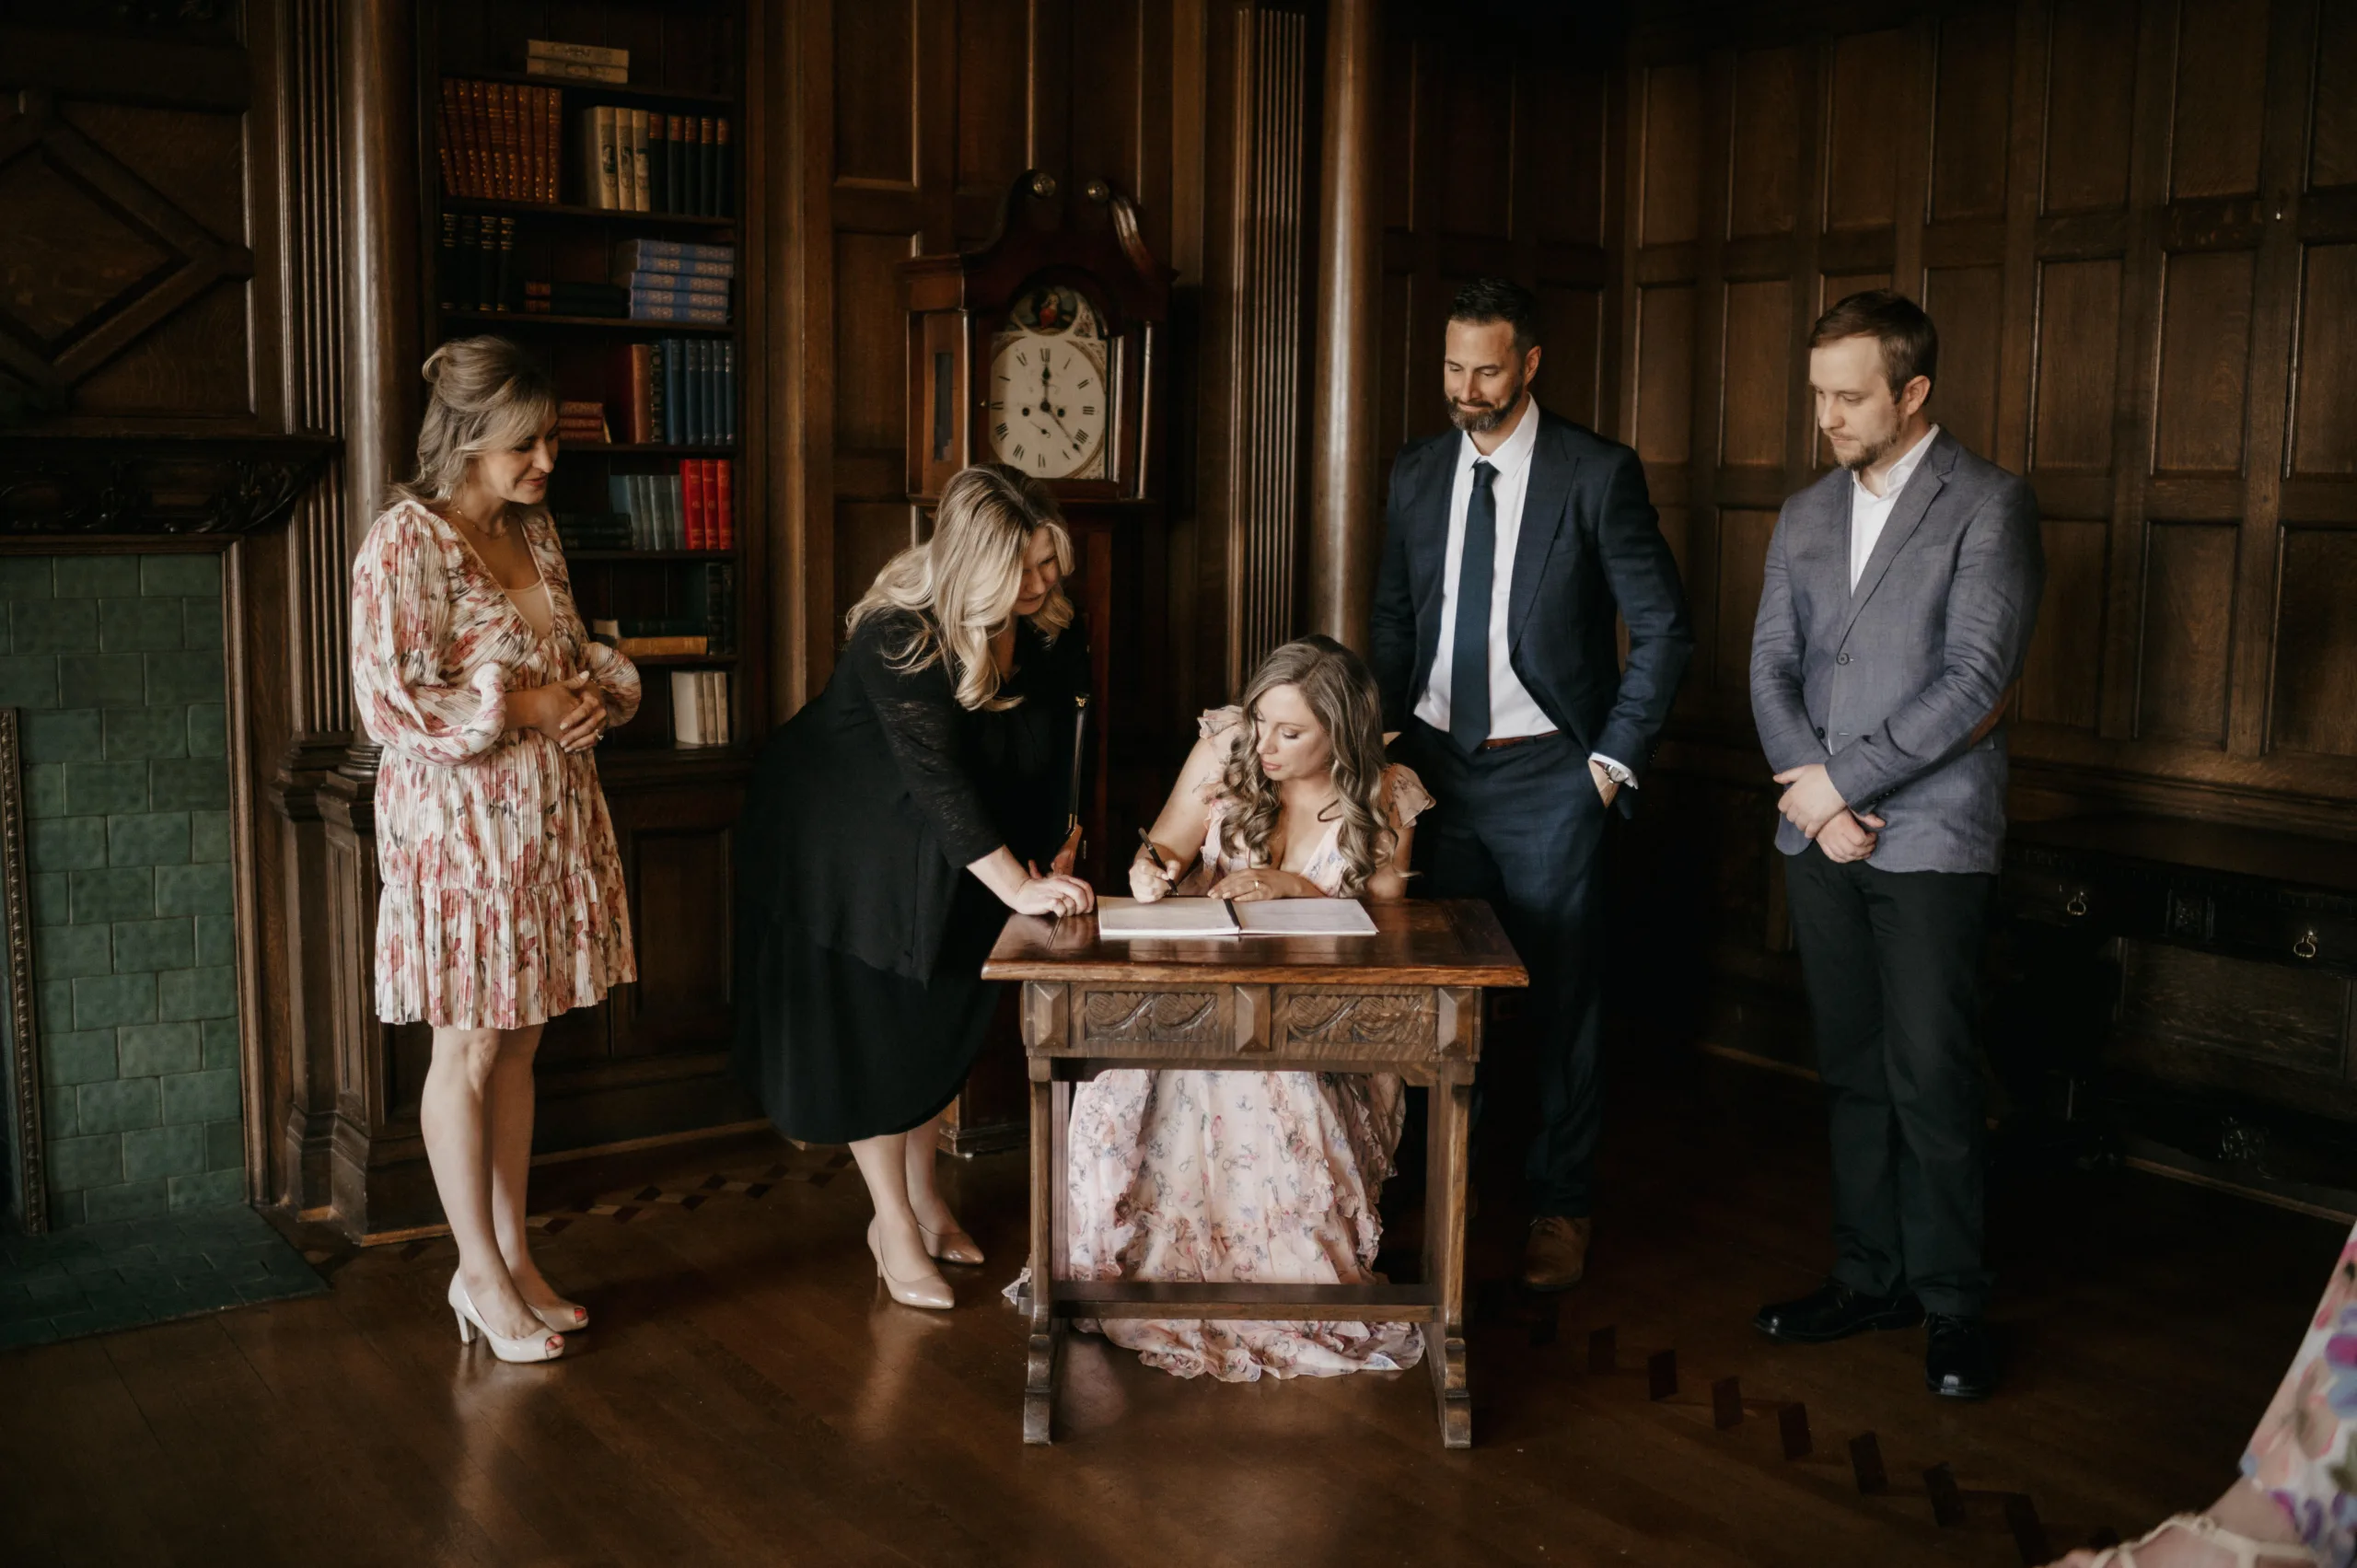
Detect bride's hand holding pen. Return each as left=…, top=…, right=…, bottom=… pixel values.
left=1130, top=829, right=1181, bottom=903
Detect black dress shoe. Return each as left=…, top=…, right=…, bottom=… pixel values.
left=1924, top=1313, right=1997, bottom=1400
left=1753, top=1282, right=1925, bottom=1344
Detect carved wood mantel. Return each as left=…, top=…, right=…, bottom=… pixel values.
left=0, top=436, right=335, bottom=539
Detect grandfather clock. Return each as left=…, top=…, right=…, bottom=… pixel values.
left=902, top=169, right=1173, bottom=1153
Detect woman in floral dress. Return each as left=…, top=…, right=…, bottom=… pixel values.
left=1048, top=634, right=1430, bottom=1381
left=350, top=337, right=639, bottom=1364
left=2049, top=1229, right=2353, bottom=1566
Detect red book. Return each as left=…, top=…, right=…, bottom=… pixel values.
left=715, top=459, right=733, bottom=548
left=681, top=459, right=705, bottom=549
left=698, top=460, right=719, bottom=546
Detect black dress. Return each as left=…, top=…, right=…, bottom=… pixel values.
left=734, top=609, right=1087, bottom=1144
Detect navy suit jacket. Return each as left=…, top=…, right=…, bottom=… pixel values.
left=1370, top=410, right=1693, bottom=811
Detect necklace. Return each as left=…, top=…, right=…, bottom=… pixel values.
left=447, top=495, right=507, bottom=540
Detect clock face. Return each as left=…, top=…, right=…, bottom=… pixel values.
left=986, top=285, right=1109, bottom=481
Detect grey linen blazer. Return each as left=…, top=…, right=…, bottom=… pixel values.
left=1747, top=430, right=2044, bottom=876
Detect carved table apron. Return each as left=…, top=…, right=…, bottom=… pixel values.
left=981, top=898, right=1528, bottom=1447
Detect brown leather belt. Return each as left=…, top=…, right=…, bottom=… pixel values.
left=1479, top=729, right=1559, bottom=751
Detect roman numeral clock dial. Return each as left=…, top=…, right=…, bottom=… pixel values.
left=984, top=288, right=1109, bottom=481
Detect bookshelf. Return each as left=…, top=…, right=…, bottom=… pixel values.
left=417, top=1, right=755, bottom=760
left=409, top=0, right=764, bottom=1140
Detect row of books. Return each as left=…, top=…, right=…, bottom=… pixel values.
left=557, top=400, right=608, bottom=444
left=586, top=459, right=737, bottom=549
left=437, top=79, right=563, bottom=203
left=580, top=108, right=733, bottom=215
left=616, top=239, right=732, bottom=321
left=515, top=279, right=728, bottom=324
left=441, top=215, right=517, bottom=312
left=608, top=340, right=737, bottom=445
left=439, top=236, right=734, bottom=329
left=668, top=670, right=734, bottom=747
left=614, top=238, right=736, bottom=279
left=523, top=38, right=629, bottom=85
left=581, top=565, right=736, bottom=656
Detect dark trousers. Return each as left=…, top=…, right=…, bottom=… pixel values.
left=1404, top=720, right=1608, bottom=1218
left=1782, top=844, right=1995, bottom=1317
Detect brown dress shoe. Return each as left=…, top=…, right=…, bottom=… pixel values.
left=1522, top=1215, right=1591, bottom=1293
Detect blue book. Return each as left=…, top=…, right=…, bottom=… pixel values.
left=628, top=300, right=730, bottom=325
left=624, top=475, right=651, bottom=551
left=661, top=338, right=683, bottom=446
left=721, top=342, right=735, bottom=447
left=617, top=266, right=726, bottom=293
left=698, top=340, right=718, bottom=447
left=614, top=238, right=736, bottom=266
left=685, top=341, right=705, bottom=447
left=627, top=282, right=730, bottom=310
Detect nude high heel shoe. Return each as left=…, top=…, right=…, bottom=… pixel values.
left=918, top=1222, right=985, bottom=1266
left=528, top=1296, right=589, bottom=1332
left=867, top=1218, right=954, bottom=1310
left=448, top=1273, right=566, bottom=1363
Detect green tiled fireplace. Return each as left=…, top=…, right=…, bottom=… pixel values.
left=3, top=554, right=240, bottom=1227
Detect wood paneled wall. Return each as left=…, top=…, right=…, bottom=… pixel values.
left=766, top=0, right=1183, bottom=714
left=1355, top=0, right=2357, bottom=1061
left=1373, top=6, right=1617, bottom=468
left=1618, top=0, right=2357, bottom=841
left=1222, top=4, right=1313, bottom=679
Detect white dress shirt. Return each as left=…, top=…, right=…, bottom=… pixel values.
left=1414, top=399, right=1633, bottom=783
left=1849, top=424, right=1940, bottom=590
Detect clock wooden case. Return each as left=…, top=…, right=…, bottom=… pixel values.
left=901, top=169, right=1170, bottom=505
left=900, top=168, right=1174, bottom=1153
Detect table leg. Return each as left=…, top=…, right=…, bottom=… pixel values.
left=1426, top=1067, right=1472, bottom=1448
left=1024, top=1071, right=1058, bottom=1445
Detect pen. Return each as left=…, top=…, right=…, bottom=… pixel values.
left=1136, top=827, right=1178, bottom=881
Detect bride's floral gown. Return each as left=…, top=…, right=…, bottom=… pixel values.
left=2245, top=1224, right=2357, bottom=1564
left=1056, top=708, right=1433, bottom=1381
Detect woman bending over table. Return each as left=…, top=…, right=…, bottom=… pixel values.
left=1051, top=633, right=1430, bottom=1380
left=735, top=464, right=1094, bottom=1314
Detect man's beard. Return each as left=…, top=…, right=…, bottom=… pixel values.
left=1446, top=377, right=1525, bottom=435
left=1837, top=423, right=1904, bottom=473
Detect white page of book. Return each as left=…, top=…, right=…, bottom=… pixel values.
left=1095, top=897, right=1240, bottom=938
left=1232, top=897, right=1377, bottom=935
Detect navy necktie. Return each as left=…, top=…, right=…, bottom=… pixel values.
left=1449, top=459, right=1499, bottom=755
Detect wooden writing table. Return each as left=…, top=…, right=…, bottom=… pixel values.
left=981, top=898, right=1527, bottom=1447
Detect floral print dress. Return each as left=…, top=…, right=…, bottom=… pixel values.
left=350, top=498, right=640, bottom=1030
left=2245, top=1224, right=2357, bottom=1564
left=1055, top=707, right=1434, bottom=1381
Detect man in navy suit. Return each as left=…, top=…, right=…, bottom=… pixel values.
left=1372, top=278, right=1692, bottom=1292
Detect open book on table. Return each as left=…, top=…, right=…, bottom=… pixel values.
left=1094, top=895, right=1378, bottom=938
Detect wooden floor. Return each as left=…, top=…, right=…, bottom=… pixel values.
left=0, top=1052, right=2340, bottom=1568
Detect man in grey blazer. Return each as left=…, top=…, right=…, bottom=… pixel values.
left=1747, top=291, right=2043, bottom=1400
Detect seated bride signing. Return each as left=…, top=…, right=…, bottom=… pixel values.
left=1045, top=633, right=1434, bottom=1381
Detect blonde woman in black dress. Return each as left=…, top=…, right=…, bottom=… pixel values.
left=736, top=465, right=1094, bottom=1310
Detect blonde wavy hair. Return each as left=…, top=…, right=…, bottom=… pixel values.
left=847, top=463, right=1075, bottom=712
left=1217, top=635, right=1396, bottom=897
left=388, top=336, right=557, bottom=507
